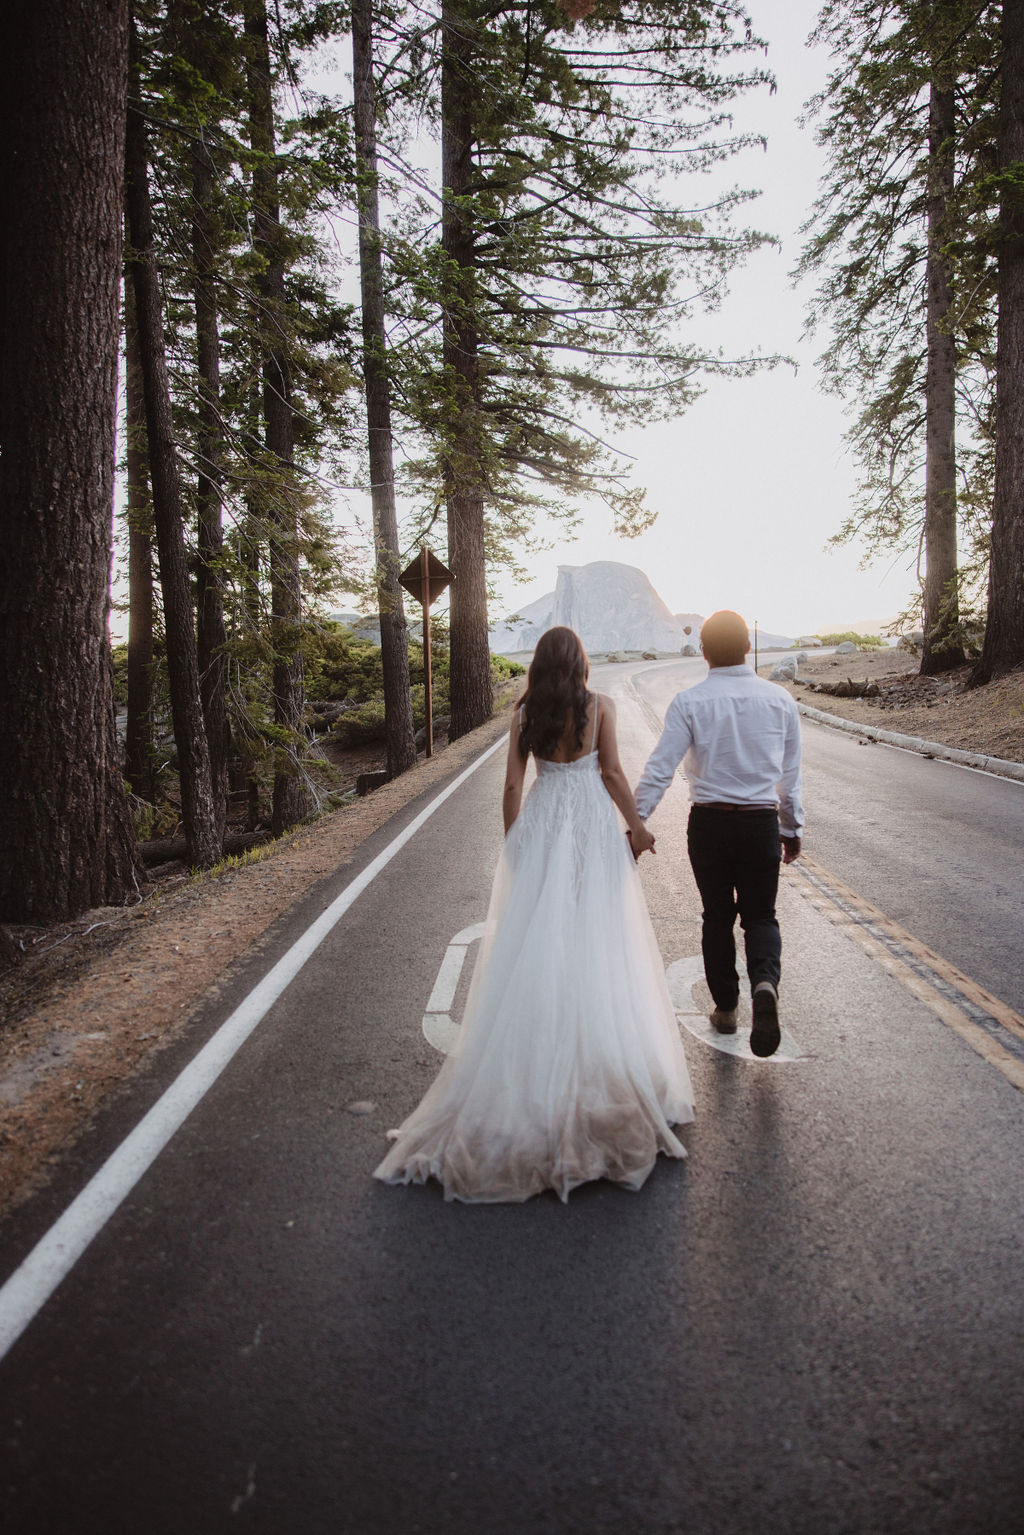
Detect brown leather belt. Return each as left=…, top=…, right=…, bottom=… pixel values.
left=692, top=802, right=775, bottom=812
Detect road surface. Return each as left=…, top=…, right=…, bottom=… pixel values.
left=1, top=656, right=1022, bottom=1534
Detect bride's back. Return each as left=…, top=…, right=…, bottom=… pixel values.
left=534, top=694, right=600, bottom=764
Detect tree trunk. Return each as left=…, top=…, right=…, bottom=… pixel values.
left=921, top=75, right=965, bottom=676
left=0, top=0, right=138, bottom=922
left=125, top=12, right=220, bottom=869
left=441, top=0, right=493, bottom=739
left=244, top=0, right=309, bottom=834
left=351, top=0, right=418, bottom=777
left=124, top=279, right=157, bottom=802
left=973, top=0, right=1024, bottom=684
left=191, top=131, right=231, bottom=841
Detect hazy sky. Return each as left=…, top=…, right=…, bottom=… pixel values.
left=484, top=0, right=916, bottom=638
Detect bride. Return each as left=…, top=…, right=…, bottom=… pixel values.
left=374, top=626, right=694, bottom=1203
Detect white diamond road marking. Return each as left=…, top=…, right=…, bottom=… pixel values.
left=422, top=922, right=486, bottom=1055
left=666, top=956, right=806, bottom=1062
left=423, top=936, right=805, bottom=1064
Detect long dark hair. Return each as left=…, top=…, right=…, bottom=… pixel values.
left=518, top=626, right=590, bottom=760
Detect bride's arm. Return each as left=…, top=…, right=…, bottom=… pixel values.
left=503, top=710, right=528, bottom=832
left=596, top=697, right=655, bottom=854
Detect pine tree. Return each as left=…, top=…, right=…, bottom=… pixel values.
left=800, top=0, right=999, bottom=671
left=384, top=0, right=776, bottom=735
left=124, top=281, right=158, bottom=804
left=0, top=0, right=138, bottom=922
left=126, top=6, right=221, bottom=869
left=245, top=0, right=312, bottom=833
left=974, top=0, right=1024, bottom=682
left=351, top=0, right=418, bottom=776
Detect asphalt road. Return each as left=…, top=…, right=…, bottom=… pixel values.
left=1, top=657, right=1023, bottom=1534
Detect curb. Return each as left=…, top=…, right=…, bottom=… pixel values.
left=797, top=702, right=1024, bottom=785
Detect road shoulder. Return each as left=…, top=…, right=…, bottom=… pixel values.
left=767, top=652, right=1024, bottom=780
left=0, top=701, right=516, bottom=1226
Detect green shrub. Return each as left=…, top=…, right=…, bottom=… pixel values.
left=815, top=631, right=886, bottom=649
left=490, top=653, right=527, bottom=680
left=330, top=697, right=388, bottom=746
left=305, top=624, right=385, bottom=703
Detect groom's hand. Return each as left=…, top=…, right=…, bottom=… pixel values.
left=628, top=824, right=656, bottom=860
left=781, top=835, right=802, bottom=864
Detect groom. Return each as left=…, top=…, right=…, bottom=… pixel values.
left=634, top=610, right=804, bottom=1058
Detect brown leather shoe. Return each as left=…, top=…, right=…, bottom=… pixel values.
left=750, top=982, right=781, bottom=1057
left=710, top=1006, right=739, bottom=1034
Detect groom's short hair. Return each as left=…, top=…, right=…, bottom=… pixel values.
left=701, top=610, right=750, bottom=667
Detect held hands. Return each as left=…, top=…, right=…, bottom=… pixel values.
left=627, top=823, right=656, bottom=861
left=781, top=835, right=802, bottom=865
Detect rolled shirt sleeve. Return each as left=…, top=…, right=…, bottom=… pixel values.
left=635, top=695, right=693, bottom=821
left=777, top=701, right=805, bottom=840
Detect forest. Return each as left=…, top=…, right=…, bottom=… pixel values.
left=2, top=0, right=1023, bottom=926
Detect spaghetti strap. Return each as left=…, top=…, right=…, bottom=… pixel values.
left=590, top=693, right=599, bottom=753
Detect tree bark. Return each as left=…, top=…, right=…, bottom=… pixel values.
left=191, top=130, right=231, bottom=841
left=125, top=12, right=220, bottom=869
left=124, top=279, right=157, bottom=802
left=973, top=0, right=1024, bottom=684
left=921, top=75, right=965, bottom=676
left=441, top=0, right=493, bottom=739
left=351, top=0, right=418, bottom=777
left=244, top=0, right=309, bottom=833
left=0, top=0, right=138, bottom=922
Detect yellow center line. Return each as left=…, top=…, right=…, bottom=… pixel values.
left=789, top=853, right=1024, bottom=1093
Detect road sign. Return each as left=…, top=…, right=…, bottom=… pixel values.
left=399, top=547, right=453, bottom=758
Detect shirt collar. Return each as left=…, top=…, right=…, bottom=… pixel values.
left=708, top=664, right=753, bottom=677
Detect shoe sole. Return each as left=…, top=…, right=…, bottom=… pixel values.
left=750, top=991, right=780, bottom=1058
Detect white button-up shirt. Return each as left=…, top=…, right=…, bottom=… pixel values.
left=635, top=664, right=805, bottom=838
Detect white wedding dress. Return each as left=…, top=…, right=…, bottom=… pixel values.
left=374, top=703, right=695, bottom=1202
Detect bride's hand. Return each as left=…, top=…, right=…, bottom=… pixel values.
left=628, top=823, right=656, bottom=859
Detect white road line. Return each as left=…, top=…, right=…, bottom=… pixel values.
left=0, top=735, right=508, bottom=1365
left=666, top=957, right=806, bottom=1063
left=422, top=923, right=487, bottom=1054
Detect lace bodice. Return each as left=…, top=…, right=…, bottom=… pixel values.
left=535, top=750, right=601, bottom=777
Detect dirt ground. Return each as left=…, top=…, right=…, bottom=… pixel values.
left=0, top=700, right=515, bottom=1227
left=768, top=648, right=1024, bottom=763
left=2, top=656, right=1022, bottom=1227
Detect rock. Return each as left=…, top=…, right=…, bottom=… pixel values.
left=356, top=770, right=391, bottom=796
left=770, top=659, right=797, bottom=681
left=675, top=614, right=703, bottom=636
left=605, top=651, right=627, bottom=663
left=488, top=560, right=800, bottom=656
left=897, top=630, right=925, bottom=654
left=796, top=651, right=808, bottom=665
left=837, top=640, right=858, bottom=655
left=330, top=610, right=383, bottom=645
left=681, top=643, right=697, bottom=657
left=490, top=562, right=704, bottom=655
left=797, top=635, right=823, bottom=648
left=642, top=650, right=658, bottom=660
left=414, top=715, right=450, bottom=751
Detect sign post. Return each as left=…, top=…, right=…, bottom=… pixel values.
left=399, top=547, right=453, bottom=758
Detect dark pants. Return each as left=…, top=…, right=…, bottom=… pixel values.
left=686, top=806, right=782, bottom=1010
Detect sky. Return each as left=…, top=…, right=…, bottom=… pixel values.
left=476, top=0, right=917, bottom=638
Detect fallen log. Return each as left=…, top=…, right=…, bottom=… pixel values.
left=138, top=830, right=269, bottom=867
left=807, top=677, right=880, bottom=699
